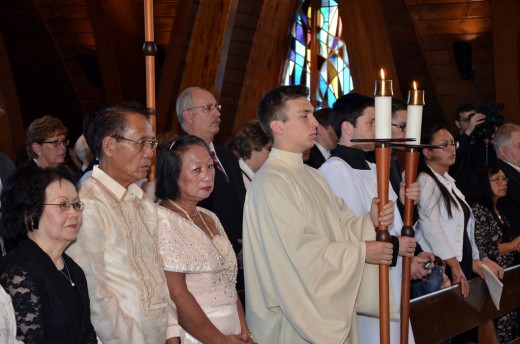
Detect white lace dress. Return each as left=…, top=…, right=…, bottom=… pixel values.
left=157, top=205, right=240, bottom=344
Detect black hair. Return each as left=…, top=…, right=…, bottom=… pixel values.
left=0, top=166, right=77, bottom=249
left=391, top=98, right=407, bottom=116
left=419, top=123, right=458, bottom=218
left=466, top=162, right=503, bottom=210
left=314, top=108, right=333, bottom=127
left=155, top=135, right=210, bottom=201
left=454, top=103, right=478, bottom=120
left=330, top=93, right=374, bottom=138
left=89, top=102, right=153, bottom=158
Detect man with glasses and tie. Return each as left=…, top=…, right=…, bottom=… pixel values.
left=67, top=103, right=180, bottom=344
left=450, top=103, right=497, bottom=194
left=176, top=87, right=247, bottom=290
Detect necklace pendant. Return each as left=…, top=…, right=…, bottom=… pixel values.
left=71, top=282, right=75, bottom=287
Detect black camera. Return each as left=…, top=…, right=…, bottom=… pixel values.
left=468, top=103, right=505, bottom=142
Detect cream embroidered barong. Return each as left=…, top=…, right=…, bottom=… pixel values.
left=67, top=166, right=179, bottom=343
left=243, top=148, right=377, bottom=344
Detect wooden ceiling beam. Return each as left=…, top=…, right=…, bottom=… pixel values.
left=156, top=0, right=195, bottom=134
left=338, top=0, right=400, bottom=97
left=177, top=0, right=238, bottom=110
left=86, top=0, right=146, bottom=104
left=232, top=0, right=297, bottom=133
left=491, top=0, right=520, bottom=124
left=0, top=32, right=24, bottom=159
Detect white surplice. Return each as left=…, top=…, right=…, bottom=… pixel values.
left=320, top=156, right=415, bottom=344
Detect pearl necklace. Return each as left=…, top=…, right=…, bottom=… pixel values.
left=59, top=257, right=75, bottom=287
left=168, top=199, right=215, bottom=239
left=167, top=200, right=236, bottom=284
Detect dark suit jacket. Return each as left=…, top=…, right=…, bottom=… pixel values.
left=497, top=159, right=520, bottom=237
left=199, top=144, right=246, bottom=254
left=0, top=152, right=15, bottom=184
left=305, top=144, right=326, bottom=169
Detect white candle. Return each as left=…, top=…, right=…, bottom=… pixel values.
left=374, top=69, right=393, bottom=139
left=406, top=81, right=425, bottom=145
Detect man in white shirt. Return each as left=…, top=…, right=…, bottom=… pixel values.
left=243, top=85, right=395, bottom=343
left=67, top=103, right=179, bottom=343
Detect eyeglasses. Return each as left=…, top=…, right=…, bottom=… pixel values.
left=40, top=139, right=69, bottom=147
left=186, top=103, right=222, bottom=113
left=490, top=176, right=508, bottom=184
left=433, top=141, right=459, bottom=151
left=44, top=201, right=85, bottom=212
left=391, top=123, right=406, bottom=132
left=115, top=136, right=158, bottom=151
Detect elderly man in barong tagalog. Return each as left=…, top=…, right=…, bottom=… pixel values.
left=67, top=103, right=180, bottom=344
left=243, top=85, right=395, bottom=343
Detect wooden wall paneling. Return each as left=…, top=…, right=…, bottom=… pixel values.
left=491, top=0, right=520, bottom=124
left=338, top=0, right=400, bottom=97
left=178, top=0, right=239, bottom=99
left=0, top=0, right=86, bottom=145
left=86, top=0, right=146, bottom=104
left=156, top=0, right=195, bottom=134
left=420, top=33, right=492, bottom=51
left=407, top=0, right=487, bottom=4
left=232, top=0, right=297, bottom=133
left=380, top=0, right=445, bottom=129
left=217, top=0, right=261, bottom=143
left=414, top=18, right=490, bottom=37
left=0, top=32, right=24, bottom=159
left=408, top=2, right=490, bottom=20
left=406, top=0, right=496, bottom=131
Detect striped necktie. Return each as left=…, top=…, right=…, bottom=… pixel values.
left=210, top=151, right=229, bottom=182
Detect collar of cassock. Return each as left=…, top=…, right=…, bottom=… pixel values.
left=331, top=144, right=371, bottom=170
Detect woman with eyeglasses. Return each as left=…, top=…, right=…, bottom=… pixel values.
left=155, top=135, right=252, bottom=344
left=415, top=125, right=503, bottom=303
left=0, top=167, right=97, bottom=343
left=467, top=163, right=520, bottom=343
left=23, top=115, right=69, bottom=169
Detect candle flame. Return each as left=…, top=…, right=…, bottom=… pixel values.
left=413, top=81, right=418, bottom=90
left=380, top=68, right=385, bottom=80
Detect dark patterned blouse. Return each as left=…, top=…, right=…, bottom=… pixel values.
left=472, top=202, right=520, bottom=344
left=0, top=239, right=97, bottom=343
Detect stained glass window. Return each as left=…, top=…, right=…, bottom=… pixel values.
left=283, top=0, right=353, bottom=109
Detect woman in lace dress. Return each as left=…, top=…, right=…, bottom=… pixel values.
left=0, top=167, right=97, bottom=343
left=155, top=135, right=252, bottom=344
left=468, top=163, right=520, bottom=343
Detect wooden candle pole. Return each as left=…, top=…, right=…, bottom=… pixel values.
left=144, top=0, right=157, bottom=181
left=401, top=82, right=425, bottom=343
left=376, top=142, right=392, bottom=344
left=400, top=147, right=419, bottom=344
